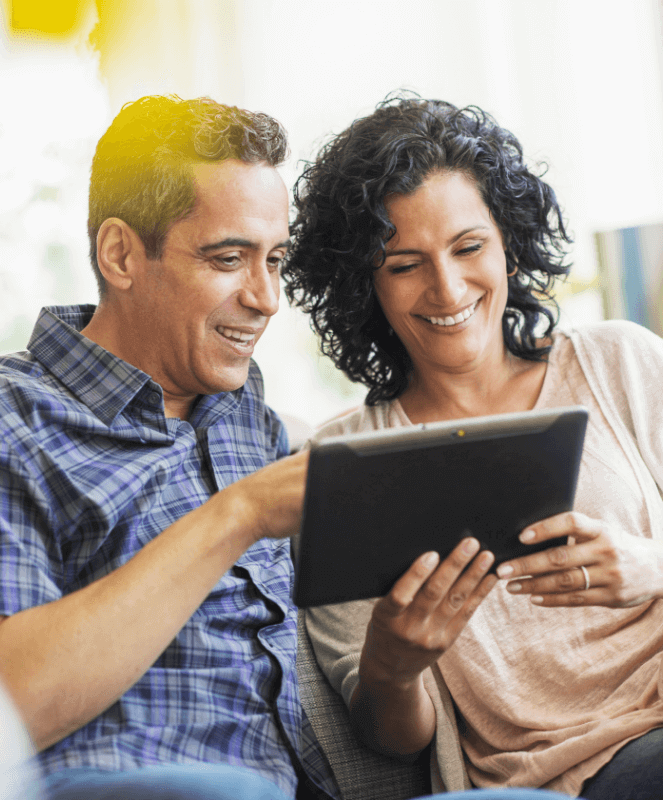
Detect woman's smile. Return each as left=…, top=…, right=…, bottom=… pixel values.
left=418, top=296, right=482, bottom=329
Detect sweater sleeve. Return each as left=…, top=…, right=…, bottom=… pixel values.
left=305, top=598, right=375, bottom=707
left=569, top=320, right=663, bottom=514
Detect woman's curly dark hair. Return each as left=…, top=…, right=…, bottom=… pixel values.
left=282, top=95, right=572, bottom=405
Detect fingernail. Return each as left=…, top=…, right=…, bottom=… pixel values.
left=506, top=582, right=521, bottom=593
left=462, top=538, right=479, bottom=556
left=531, top=596, right=544, bottom=605
left=422, top=551, right=438, bottom=568
left=479, top=552, right=494, bottom=570
left=497, top=564, right=514, bottom=578
left=520, top=529, right=536, bottom=543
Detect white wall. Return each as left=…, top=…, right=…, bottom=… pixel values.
left=2, top=0, right=663, bottom=426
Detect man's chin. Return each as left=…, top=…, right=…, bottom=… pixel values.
left=206, top=364, right=252, bottom=395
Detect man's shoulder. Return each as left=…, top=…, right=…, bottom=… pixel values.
left=0, top=343, right=105, bottom=464
left=0, top=349, right=53, bottom=414
left=0, top=348, right=43, bottom=378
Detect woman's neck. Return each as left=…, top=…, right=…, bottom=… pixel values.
left=398, top=349, right=548, bottom=424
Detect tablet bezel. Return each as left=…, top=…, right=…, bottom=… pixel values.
left=294, top=405, right=588, bottom=608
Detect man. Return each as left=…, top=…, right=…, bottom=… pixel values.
left=0, top=96, right=339, bottom=800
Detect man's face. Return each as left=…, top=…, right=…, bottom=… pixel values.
left=133, top=159, right=289, bottom=410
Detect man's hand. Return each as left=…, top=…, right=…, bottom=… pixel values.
left=497, top=511, right=663, bottom=608
left=223, top=450, right=309, bottom=544
left=0, top=453, right=309, bottom=751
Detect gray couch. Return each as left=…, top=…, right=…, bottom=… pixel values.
left=297, top=613, right=431, bottom=800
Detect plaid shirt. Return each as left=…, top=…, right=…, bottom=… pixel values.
left=0, top=305, right=338, bottom=800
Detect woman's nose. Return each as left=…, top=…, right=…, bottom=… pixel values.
left=426, top=260, right=466, bottom=307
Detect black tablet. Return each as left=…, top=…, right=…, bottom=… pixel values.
left=293, top=406, right=588, bottom=607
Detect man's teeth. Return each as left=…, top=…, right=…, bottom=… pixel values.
left=218, top=327, right=255, bottom=343
left=425, top=300, right=479, bottom=327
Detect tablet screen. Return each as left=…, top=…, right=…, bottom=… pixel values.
left=294, top=406, right=588, bottom=607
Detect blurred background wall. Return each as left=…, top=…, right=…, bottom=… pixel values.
left=2, top=0, right=663, bottom=426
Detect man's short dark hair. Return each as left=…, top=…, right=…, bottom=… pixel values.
left=88, top=95, right=289, bottom=295
left=283, top=94, right=572, bottom=405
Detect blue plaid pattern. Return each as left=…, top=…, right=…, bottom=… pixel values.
left=0, top=306, right=338, bottom=800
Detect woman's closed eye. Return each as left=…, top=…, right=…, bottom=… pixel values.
left=388, top=262, right=420, bottom=275
left=456, top=242, right=483, bottom=256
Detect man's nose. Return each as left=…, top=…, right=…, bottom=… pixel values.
left=240, top=263, right=280, bottom=317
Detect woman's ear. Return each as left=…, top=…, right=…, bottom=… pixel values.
left=96, top=218, right=147, bottom=292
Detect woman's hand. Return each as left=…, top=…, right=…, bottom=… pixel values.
left=348, top=538, right=496, bottom=758
left=497, top=511, right=663, bottom=608
left=361, top=538, right=497, bottom=688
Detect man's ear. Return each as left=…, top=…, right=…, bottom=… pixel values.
left=96, top=218, right=147, bottom=292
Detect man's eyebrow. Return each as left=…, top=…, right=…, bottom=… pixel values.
left=385, top=226, right=489, bottom=257
left=199, top=237, right=291, bottom=252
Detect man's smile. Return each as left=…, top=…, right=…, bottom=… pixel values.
left=216, top=325, right=260, bottom=344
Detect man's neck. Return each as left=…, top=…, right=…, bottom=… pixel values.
left=80, top=303, right=196, bottom=421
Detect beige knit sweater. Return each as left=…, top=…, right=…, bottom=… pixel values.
left=305, top=321, right=663, bottom=795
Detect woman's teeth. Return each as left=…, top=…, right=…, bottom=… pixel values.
left=218, top=327, right=255, bottom=343
left=424, top=299, right=479, bottom=327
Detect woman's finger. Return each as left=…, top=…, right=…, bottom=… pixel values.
left=497, top=512, right=604, bottom=580
left=380, top=537, right=482, bottom=618
left=506, top=563, right=597, bottom=597
left=406, top=538, right=483, bottom=615
left=439, top=570, right=498, bottom=644
left=528, top=587, right=607, bottom=607
left=379, top=550, right=441, bottom=615
left=436, top=549, right=495, bottom=617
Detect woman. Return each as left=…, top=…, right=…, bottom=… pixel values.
left=283, top=96, right=663, bottom=799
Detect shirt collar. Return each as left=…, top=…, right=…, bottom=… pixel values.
left=27, top=305, right=244, bottom=428
left=28, top=305, right=158, bottom=426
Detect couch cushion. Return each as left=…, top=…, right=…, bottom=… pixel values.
left=297, top=612, right=431, bottom=800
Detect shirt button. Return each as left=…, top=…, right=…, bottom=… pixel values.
left=148, top=391, right=160, bottom=405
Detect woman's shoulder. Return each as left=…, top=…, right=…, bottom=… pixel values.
left=554, top=319, right=663, bottom=394
left=312, top=400, right=400, bottom=442
left=555, top=318, right=662, bottom=350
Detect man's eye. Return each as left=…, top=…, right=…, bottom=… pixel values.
left=213, top=255, right=240, bottom=268
left=268, top=256, right=285, bottom=271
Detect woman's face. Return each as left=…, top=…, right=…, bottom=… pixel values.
left=373, top=170, right=509, bottom=380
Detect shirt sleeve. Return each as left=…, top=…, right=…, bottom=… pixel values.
left=0, top=437, right=63, bottom=616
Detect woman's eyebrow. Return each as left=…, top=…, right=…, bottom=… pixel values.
left=384, top=248, right=421, bottom=258
left=385, top=225, right=490, bottom=257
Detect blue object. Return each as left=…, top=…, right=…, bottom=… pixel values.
left=0, top=305, right=336, bottom=799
